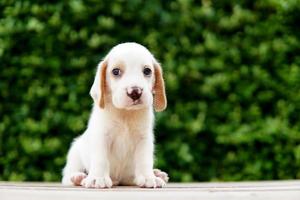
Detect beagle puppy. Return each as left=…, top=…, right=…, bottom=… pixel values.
left=62, top=42, right=168, bottom=188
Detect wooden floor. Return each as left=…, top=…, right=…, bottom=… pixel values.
left=1, top=181, right=300, bottom=200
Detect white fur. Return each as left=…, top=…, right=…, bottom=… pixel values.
left=62, top=43, right=167, bottom=188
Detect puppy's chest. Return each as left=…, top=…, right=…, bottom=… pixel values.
left=106, top=124, right=140, bottom=161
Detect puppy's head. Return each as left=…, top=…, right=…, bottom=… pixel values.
left=90, top=43, right=167, bottom=112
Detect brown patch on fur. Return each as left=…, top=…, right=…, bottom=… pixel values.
left=110, top=60, right=126, bottom=78
left=99, top=61, right=108, bottom=108
left=153, top=62, right=167, bottom=112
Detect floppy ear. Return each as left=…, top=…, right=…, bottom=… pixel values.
left=153, top=61, right=167, bottom=112
left=89, top=60, right=108, bottom=108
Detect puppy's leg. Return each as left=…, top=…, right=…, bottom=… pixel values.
left=62, top=140, right=87, bottom=186
left=80, top=130, right=112, bottom=188
left=134, top=135, right=166, bottom=188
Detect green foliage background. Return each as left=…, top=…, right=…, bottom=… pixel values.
left=1, top=0, right=300, bottom=182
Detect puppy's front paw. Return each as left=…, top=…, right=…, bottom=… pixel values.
left=135, top=175, right=166, bottom=188
left=81, top=175, right=113, bottom=188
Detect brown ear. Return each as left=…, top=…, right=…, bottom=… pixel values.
left=153, top=62, right=167, bottom=112
left=90, top=60, right=107, bottom=109
left=99, top=61, right=107, bottom=108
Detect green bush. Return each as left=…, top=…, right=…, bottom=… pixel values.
left=1, top=0, right=300, bottom=182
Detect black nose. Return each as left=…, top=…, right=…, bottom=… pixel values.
left=127, top=87, right=142, bottom=101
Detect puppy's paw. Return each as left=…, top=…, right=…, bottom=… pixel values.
left=81, top=175, right=113, bottom=188
left=153, top=169, right=169, bottom=183
left=70, top=172, right=87, bottom=186
left=135, top=175, right=166, bottom=188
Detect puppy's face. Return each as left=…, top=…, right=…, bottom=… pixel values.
left=90, top=43, right=167, bottom=112
left=106, top=46, right=155, bottom=110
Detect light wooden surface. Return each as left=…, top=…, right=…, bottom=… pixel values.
left=1, top=181, right=300, bottom=200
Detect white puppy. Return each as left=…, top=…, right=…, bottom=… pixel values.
left=62, top=42, right=168, bottom=188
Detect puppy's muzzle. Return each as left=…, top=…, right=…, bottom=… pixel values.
left=127, top=87, right=143, bottom=101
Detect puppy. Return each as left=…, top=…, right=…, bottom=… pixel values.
left=62, top=42, right=168, bottom=188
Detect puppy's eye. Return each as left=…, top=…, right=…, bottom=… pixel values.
left=143, top=67, right=152, bottom=76
left=112, top=68, right=121, bottom=76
